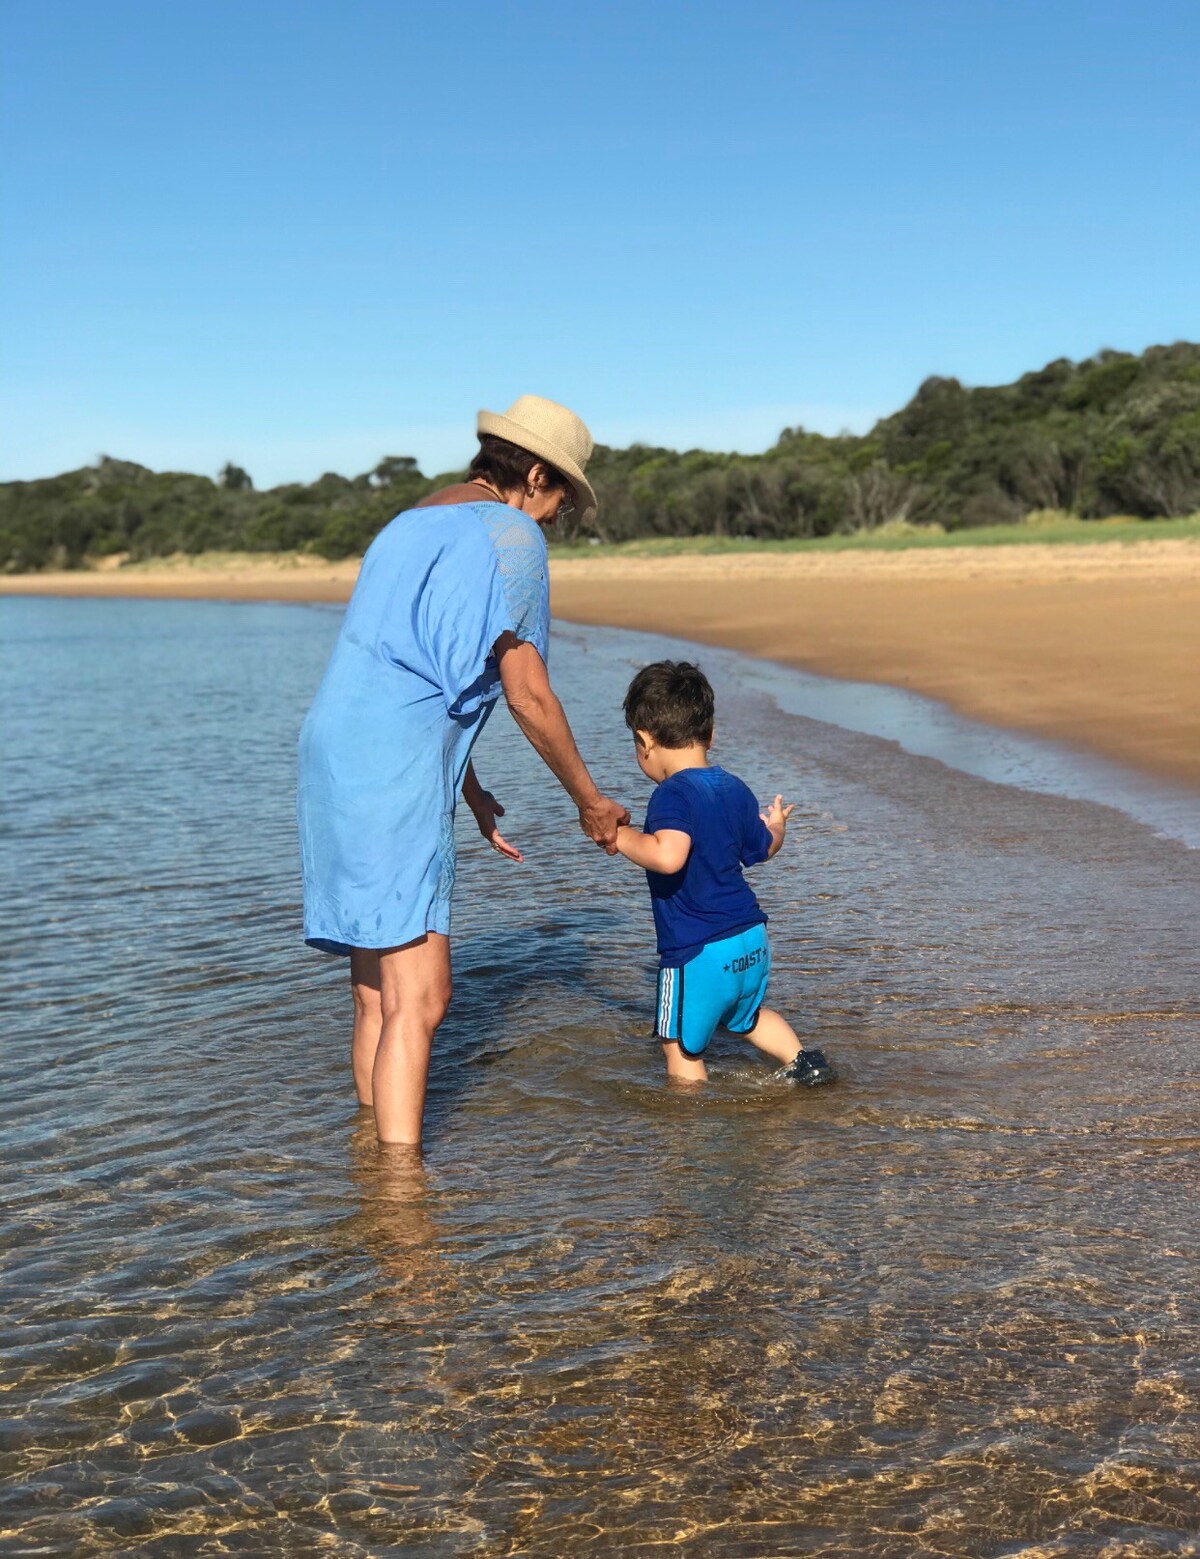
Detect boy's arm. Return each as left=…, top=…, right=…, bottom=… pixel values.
left=760, top=794, right=794, bottom=861
left=615, top=825, right=692, bottom=875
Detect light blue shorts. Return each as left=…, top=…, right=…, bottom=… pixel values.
left=654, top=924, right=771, bottom=1057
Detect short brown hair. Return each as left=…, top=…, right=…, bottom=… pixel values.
left=468, top=434, right=574, bottom=502
left=623, top=661, right=714, bottom=748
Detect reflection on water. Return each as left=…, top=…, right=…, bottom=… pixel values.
left=1, top=597, right=1198, bottom=1555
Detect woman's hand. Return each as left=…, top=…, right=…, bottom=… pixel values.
left=470, top=788, right=524, bottom=862
left=580, top=794, right=631, bottom=854
left=463, top=761, right=523, bottom=861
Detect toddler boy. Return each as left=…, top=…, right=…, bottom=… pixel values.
left=615, top=660, right=836, bottom=1085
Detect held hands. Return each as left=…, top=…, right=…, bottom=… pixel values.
left=580, top=794, right=631, bottom=855
left=469, top=788, right=524, bottom=863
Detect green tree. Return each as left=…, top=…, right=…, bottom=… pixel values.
left=4, top=343, right=1200, bottom=571
left=219, top=462, right=253, bottom=491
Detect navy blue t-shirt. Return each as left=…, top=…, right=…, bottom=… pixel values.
left=642, top=765, right=774, bottom=968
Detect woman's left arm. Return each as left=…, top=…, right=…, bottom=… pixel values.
left=462, top=761, right=523, bottom=862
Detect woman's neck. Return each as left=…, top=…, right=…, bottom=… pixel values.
left=468, top=477, right=508, bottom=504
left=416, top=480, right=517, bottom=509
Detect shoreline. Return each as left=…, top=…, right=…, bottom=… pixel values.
left=4, top=541, right=1199, bottom=790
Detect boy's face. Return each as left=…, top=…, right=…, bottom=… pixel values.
left=633, top=731, right=669, bottom=783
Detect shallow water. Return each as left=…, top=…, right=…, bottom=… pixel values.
left=1, top=595, right=1198, bottom=1556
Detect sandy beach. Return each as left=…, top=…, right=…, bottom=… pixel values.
left=552, top=540, right=1200, bottom=790
left=4, top=539, right=1199, bottom=788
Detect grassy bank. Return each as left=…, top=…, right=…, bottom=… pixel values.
left=547, top=512, right=1200, bottom=560
left=9, top=512, right=1199, bottom=580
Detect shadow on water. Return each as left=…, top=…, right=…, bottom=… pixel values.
left=1, top=597, right=1198, bottom=1554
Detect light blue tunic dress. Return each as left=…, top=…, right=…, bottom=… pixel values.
left=297, top=502, right=549, bottom=955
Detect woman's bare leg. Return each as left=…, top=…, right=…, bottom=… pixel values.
left=739, top=1007, right=802, bottom=1067
left=350, top=948, right=383, bottom=1107
left=373, top=933, right=452, bottom=1146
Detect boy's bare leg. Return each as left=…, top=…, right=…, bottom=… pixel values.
left=739, top=1007, right=802, bottom=1067
left=663, top=1041, right=708, bottom=1083
left=350, top=948, right=383, bottom=1107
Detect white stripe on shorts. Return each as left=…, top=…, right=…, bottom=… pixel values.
left=658, top=967, right=673, bottom=1037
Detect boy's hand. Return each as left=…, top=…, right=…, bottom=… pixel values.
left=469, top=789, right=524, bottom=862
left=580, top=794, right=631, bottom=854
left=761, top=794, right=794, bottom=840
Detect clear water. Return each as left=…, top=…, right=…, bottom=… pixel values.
left=735, top=650, right=1200, bottom=851
left=2, top=596, right=1198, bottom=1556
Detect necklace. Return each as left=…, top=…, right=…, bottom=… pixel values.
left=470, top=478, right=508, bottom=505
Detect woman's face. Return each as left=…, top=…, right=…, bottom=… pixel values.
left=522, top=464, right=576, bottom=529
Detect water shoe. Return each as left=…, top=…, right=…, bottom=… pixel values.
left=782, top=1048, right=837, bottom=1087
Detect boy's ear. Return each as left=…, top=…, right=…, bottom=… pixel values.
left=634, top=729, right=655, bottom=754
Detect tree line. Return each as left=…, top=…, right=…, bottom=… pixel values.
left=3, top=342, right=1198, bottom=570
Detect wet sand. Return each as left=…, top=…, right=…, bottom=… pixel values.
left=3, top=539, right=1198, bottom=788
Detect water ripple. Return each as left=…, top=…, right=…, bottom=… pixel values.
left=1, top=598, right=1198, bottom=1554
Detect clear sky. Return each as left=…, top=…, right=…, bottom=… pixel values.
left=2, top=0, right=1197, bottom=487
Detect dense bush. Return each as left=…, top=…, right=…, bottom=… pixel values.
left=3, top=343, right=1198, bottom=569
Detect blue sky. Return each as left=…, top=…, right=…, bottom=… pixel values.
left=2, top=0, right=1197, bottom=486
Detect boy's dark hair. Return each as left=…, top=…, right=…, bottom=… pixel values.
left=468, top=434, right=574, bottom=500
left=624, top=661, right=715, bottom=748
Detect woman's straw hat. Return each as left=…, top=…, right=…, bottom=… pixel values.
left=477, top=395, right=597, bottom=525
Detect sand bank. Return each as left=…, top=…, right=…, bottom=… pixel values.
left=553, top=541, right=1200, bottom=790
left=0, top=552, right=362, bottom=603
left=4, top=540, right=1198, bottom=788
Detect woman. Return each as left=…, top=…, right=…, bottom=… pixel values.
left=298, top=396, right=628, bottom=1146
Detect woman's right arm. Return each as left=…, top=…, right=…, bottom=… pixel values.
left=496, top=633, right=629, bottom=852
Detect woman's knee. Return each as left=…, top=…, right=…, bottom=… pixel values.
left=352, top=981, right=383, bottom=1021
left=381, top=975, right=451, bottom=1031
left=377, top=937, right=452, bottom=1031
left=421, top=975, right=452, bottom=1028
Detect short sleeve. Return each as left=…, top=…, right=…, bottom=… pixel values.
left=385, top=505, right=550, bottom=719
left=646, top=781, right=694, bottom=839
left=739, top=783, right=773, bottom=866
left=479, top=508, right=550, bottom=663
